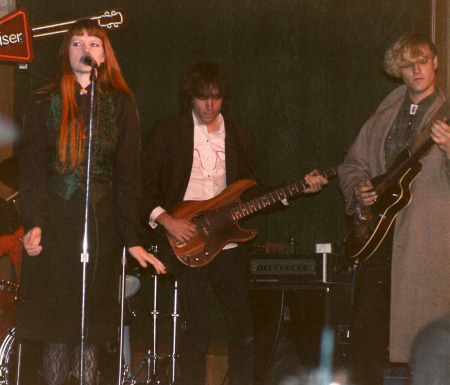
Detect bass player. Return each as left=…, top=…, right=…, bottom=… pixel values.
left=141, top=61, right=327, bottom=385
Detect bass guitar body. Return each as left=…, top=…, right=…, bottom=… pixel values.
left=345, top=150, right=422, bottom=262
left=166, top=179, right=258, bottom=268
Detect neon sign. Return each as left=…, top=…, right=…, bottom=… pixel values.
left=0, top=7, right=127, bottom=63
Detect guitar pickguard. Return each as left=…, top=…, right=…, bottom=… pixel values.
left=345, top=164, right=420, bottom=262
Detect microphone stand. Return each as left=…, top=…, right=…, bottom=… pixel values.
left=80, top=64, right=96, bottom=385
left=118, top=247, right=127, bottom=384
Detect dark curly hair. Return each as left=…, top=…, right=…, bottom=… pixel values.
left=179, top=62, right=230, bottom=113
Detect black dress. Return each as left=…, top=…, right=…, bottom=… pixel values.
left=16, top=86, right=142, bottom=345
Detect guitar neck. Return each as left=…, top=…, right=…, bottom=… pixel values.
left=229, top=166, right=338, bottom=221
left=374, top=100, right=449, bottom=190
left=374, top=137, right=434, bottom=190
left=31, top=9, right=127, bottom=39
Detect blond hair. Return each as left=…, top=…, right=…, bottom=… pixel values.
left=383, top=33, right=437, bottom=78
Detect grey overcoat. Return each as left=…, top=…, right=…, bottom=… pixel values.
left=338, top=85, right=449, bottom=362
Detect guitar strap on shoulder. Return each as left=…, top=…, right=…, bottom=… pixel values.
left=411, top=100, right=450, bottom=153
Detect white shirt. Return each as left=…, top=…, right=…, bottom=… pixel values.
left=149, top=111, right=227, bottom=226
left=183, top=112, right=227, bottom=200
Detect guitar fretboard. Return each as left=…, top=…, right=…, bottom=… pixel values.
left=229, top=167, right=338, bottom=221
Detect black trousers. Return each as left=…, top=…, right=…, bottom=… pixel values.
left=174, top=247, right=255, bottom=385
left=349, top=229, right=394, bottom=385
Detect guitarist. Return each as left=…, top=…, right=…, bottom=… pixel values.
left=338, top=33, right=450, bottom=385
left=141, top=62, right=327, bottom=385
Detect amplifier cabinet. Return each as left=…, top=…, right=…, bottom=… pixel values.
left=248, top=253, right=347, bottom=285
left=248, top=255, right=353, bottom=383
left=250, top=282, right=353, bottom=383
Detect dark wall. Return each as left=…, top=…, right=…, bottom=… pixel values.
left=13, top=0, right=429, bottom=342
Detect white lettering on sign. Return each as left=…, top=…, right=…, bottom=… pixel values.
left=0, top=32, right=24, bottom=46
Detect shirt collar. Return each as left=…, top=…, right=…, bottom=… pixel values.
left=403, top=91, right=438, bottom=113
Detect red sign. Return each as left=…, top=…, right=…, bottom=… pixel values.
left=0, top=8, right=33, bottom=63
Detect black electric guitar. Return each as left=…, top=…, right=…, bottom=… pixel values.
left=344, top=100, right=449, bottom=263
left=165, top=166, right=338, bottom=267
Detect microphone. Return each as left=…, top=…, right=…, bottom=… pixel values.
left=80, top=54, right=98, bottom=68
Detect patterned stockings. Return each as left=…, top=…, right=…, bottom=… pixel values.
left=41, top=343, right=98, bottom=385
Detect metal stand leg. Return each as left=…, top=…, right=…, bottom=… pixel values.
left=150, top=275, right=159, bottom=378
left=118, top=248, right=127, bottom=385
left=15, top=341, right=22, bottom=385
left=124, top=276, right=179, bottom=385
left=168, top=280, right=179, bottom=385
left=126, top=274, right=160, bottom=384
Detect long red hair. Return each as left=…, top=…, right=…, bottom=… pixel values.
left=40, top=19, right=135, bottom=170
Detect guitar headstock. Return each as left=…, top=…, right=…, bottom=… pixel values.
left=93, top=8, right=128, bottom=31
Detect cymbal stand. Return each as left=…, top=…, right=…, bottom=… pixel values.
left=168, top=279, right=178, bottom=384
left=125, top=274, right=179, bottom=384
left=149, top=274, right=159, bottom=379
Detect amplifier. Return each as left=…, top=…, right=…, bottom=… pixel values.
left=249, top=253, right=336, bottom=284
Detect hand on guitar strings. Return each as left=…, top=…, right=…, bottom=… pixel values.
left=157, top=212, right=196, bottom=243
left=431, top=119, right=450, bottom=159
left=128, top=245, right=167, bottom=274
left=304, top=170, right=328, bottom=193
left=354, top=180, right=378, bottom=206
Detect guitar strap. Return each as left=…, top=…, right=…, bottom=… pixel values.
left=410, top=100, right=450, bottom=153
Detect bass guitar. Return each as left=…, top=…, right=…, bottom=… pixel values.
left=344, top=100, right=449, bottom=263
left=166, top=166, right=338, bottom=267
